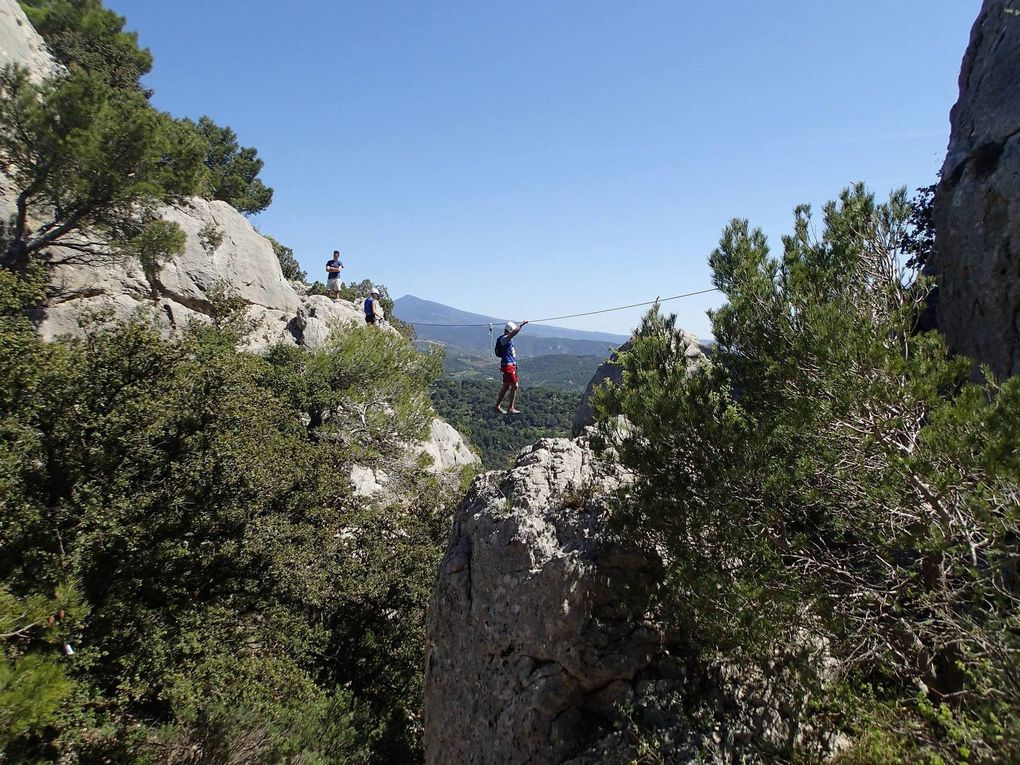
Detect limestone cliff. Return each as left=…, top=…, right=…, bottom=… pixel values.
left=932, top=0, right=1020, bottom=378
left=424, top=432, right=832, bottom=764
left=0, top=0, right=366, bottom=352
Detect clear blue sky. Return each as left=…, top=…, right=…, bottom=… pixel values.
left=106, top=0, right=978, bottom=338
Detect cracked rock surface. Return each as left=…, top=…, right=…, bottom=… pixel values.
left=424, top=435, right=662, bottom=764
left=932, top=0, right=1020, bottom=378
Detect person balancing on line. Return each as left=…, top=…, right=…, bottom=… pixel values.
left=494, top=320, right=528, bottom=414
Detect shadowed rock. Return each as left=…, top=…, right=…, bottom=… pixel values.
left=932, top=0, right=1020, bottom=378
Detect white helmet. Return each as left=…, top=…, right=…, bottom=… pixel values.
left=370, top=288, right=380, bottom=296
left=504, top=321, right=516, bottom=333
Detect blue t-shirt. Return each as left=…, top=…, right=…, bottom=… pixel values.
left=326, top=258, right=343, bottom=280
left=497, top=335, right=516, bottom=366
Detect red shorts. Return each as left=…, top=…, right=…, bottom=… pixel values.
left=501, top=364, right=518, bottom=386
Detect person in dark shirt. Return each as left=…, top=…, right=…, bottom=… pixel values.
left=326, top=250, right=344, bottom=299
left=494, top=320, right=528, bottom=414
left=364, top=288, right=384, bottom=325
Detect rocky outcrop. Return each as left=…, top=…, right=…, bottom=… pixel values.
left=425, top=435, right=652, bottom=764
left=26, top=197, right=369, bottom=352
left=351, top=417, right=480, bottom=497
left=425, top=433, right=835, bottom=764
left=415, top=417, right=479, bottom=473
left=0, top=3, right=369, bottom=351
left=572, top=329, right=707, bottom=436
left=0, top=0, right=57, bottom=81
left=932, top=0, right=1020, bottom=378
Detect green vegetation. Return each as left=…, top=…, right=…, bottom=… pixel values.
left=20, top=0, right=152, bottom=91
left=0, top=265, right=455, bottom=762
left=595, top=184, right=1020, bottom=763
left=431, top=379, right=579, bottom=469
left=440, top=349, right=604, bottom=393
left=0, top=64, right=205, bottom=271
left=183, top=115, right=274, bottom=216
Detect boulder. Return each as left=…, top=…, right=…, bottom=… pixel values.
left=21, top=197, right=370, bottom=351
left=932, top=0, right=1020, bottom=378
left=351, top=417, right=480, bottom=499
left=414, top=418, right=479, bottom=473
left=425, top=435, right=659, bottom=764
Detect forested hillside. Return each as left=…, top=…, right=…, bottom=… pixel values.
left=439, top=350, right=604, bottom=392
left=430, top=379, right=579, bottom=468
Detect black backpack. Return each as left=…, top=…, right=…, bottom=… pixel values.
left=494, top=335, right=508, bottom=358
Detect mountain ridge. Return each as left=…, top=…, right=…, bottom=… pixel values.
left=394, top=294, right=630, bottom=344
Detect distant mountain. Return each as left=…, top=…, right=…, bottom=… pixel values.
left=394, top=295, right=629, bottom=358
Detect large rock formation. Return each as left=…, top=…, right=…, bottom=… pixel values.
left=424, top=435, right=653, bottom=764
left=932, top=0, right=1020, bottom=378
left=0, top=0, right=56, bottom=80
left=425, top=433, right=832, bottom=764
left=27, top=196, right=368, bottom=352
left=351, top=417, right=480, bottom=497
left=0, top=0, right=368, bottom=351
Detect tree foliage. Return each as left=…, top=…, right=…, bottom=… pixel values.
left=595, top=184, right=1020, bottom=762
left=20, top=0, right=153, bottom=91
left=184, top=115, right=274, bottom=216
left=0, top=267, right=453, bottom=762
left=0, top=65, right=205, bottom=270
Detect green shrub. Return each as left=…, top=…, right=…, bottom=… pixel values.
left=0, top=272, right=454, bottom=762
left=595, top=184, right=1020, bottom=762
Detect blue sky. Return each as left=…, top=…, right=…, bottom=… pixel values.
left=106, top=1, right=978, bottom=338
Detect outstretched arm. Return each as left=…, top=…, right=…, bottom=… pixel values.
left=509, top=320, right=528, bottom=339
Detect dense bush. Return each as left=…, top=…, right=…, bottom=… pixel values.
left=595, top=184, right=1020, bottom=762
left=0, top=267, right=454, bottom=763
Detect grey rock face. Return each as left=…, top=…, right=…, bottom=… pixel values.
left=23, top=197, right=369, bottom=351
left=352, top=418, right=480, bottom=499
left=425, top=432, right=838, bottom=764
left=572, top=330, right=707, bottom=436
left=0, top=0, right=58, bottom=81
left=415, top=418, right=480, bottom=473
left=0, top=7, right=367, bottom=351
left=932, top=0, right=1020, bottom=378
left=424, top=435, right=659, bottom=764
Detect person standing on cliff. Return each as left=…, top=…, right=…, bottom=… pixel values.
left=494, top=320, right=528, bottom=414
left=364, top=288, right=385, bottom=325
left=326, top=250, right=344, bottom=299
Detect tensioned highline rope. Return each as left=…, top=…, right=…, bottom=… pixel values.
left=408, top=287, right=721, bottom=327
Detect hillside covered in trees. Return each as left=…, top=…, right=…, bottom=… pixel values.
left=430, top=379, right=579, bottom=469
